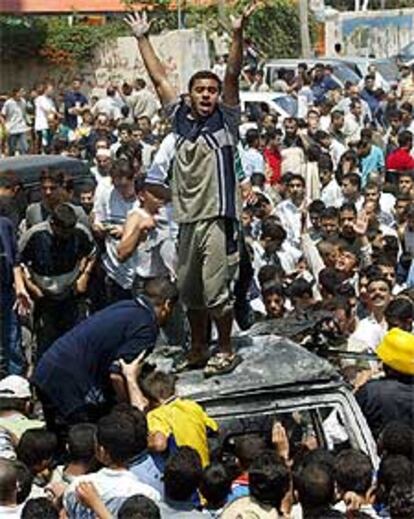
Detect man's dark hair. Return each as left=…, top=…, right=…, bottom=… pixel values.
left=389, top=109, right=402, bottom=121
left=318, top=153, right=334, bottom=173
left=331, top=110, right=345, bottom=120
left=96, top=413, right=138, bottom=465
left=67, top=423, right=97, bottom=464
left=367, top=274, right=392, bottom=292
left=385, top=298, right=414, bottom=324
left=396, top=192, right=412, bottom=202
left=21, top=498, right=58, bottom=519
left=364, top=180, right=380, bottom=193
left=401, top=101, right=413, bottom=114
left=118, top=122, right=131, bottom=134
left=287, top=278, right=313, bottom=300
left=138, top=276, right=179, bottom=307
left=50, top=203, right=77, bottom=229
left=321, top=206, right=339, bottom=220
left=248, top=450, right=289, bottom=510
left=341, top=172, right=361, bottom=191
left=16, top=430, right=58, bottom=472
left=378, top=421, right=414, bottom=460
left=309, top=200, right=326, bottom=215
left=289, top=173, right=306, bottom=187
left=0, top=170, right=19, bottom=189
left=294, top=463, right=335, bottom=512
left=164, top=447, right=203, bottom=501
left=14, top=461, right=33, bottom=504
left=261, top=217, right=287, bottom=242
left=350, top=98, right=362, bottom=110
left=398, top=130, right=413, bottom=149
left=319, top=268, right=347, bottom=296
left=110, top=159, right=134, bottom=181
left=258, top=264, right=285, bottom=288
left=234, top=435, right=267, bottom=471
left=389, top=483, right=414, bottom=519
left=245, top=128, right=260, bottom=147
left=399, top=170, right=414, bottom=181
left=140, top=371, right=176, bottom=403
left=111, top=404, right=148, bottom=456
left=334, top=449, right=373, bottom=496
left=118, top=494, right=160, bottom=519
left=200, top=463, right=232, bottom=508
left=188, top=70, right=222, bottom=93
left=262, top=282, right=285, bottom=301
left=40, top=169, right=65, bottom=185
left=0, top=459, right=17, bottom=504
left=339, top=202, right=357, bottom=216
left=377, top=455, right=414, bottom=507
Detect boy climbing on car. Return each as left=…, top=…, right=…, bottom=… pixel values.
left=120, top=355, right=218, bottom=468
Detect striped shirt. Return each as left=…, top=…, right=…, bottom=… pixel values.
left=166, top=99, right=241, bottom=223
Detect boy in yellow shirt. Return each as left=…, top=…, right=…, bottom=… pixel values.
left=120, top=356, right=218, bottom=467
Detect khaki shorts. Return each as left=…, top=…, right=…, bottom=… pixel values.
left=177, top=218, right=239, bottom=316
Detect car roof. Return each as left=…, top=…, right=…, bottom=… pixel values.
left=152, top=335, right=341, bottom=402
left=239, top=91, right=290, bottom=99
left=0, top=155, right=90, bottom=187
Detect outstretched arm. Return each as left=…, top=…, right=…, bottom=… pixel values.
left=223, top=1, right=262, bottom=106
left=124, top=11, right=177, bottom=106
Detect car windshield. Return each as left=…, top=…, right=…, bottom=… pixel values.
left=375, top=61, right=399, bottom=81
left=401, top=40, right=414, bottom=55
left=332, top=64, right=360, bottom=85
left=272, top=95, right=298, bottom=117
left=220, top=404, right=351, bottom=462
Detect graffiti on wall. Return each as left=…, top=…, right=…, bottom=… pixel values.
left=342, top=14, right=413, bottom=58
left=91, top=30, right=209, bottom=95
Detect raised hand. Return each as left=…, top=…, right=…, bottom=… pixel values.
left=230, top=0, right=263, bottom=30
left=119, top=350, right=147, bottom=381
left=352, top=210, right=369, bottom=237
left=124, top=11, right=151, bottom=39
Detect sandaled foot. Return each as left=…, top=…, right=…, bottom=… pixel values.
left=174, top=351, right=210, bottom=372
left=203, top=353, right=242, bottom=378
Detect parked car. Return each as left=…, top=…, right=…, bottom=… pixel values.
left=240, top=91, right=298, bottom=121
left=151, top=333, right=379, bottom=468
left=0, top=154, right=92, bottom=208
left=263, top=58, right=361, bottom=91
left=392, top=40, right=414, bottom=66
left=339, top=57, right=399, bottom=91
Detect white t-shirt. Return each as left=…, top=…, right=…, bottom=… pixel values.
left=94, top=185, right=140, bottom=288
left=64, top=468, right=160, bottom=518
left=34, top=95, right=56, bottom=131
left=242, top=147, right=265, bottom=178
left=0, top=504, right=24, bottom=518
left=1, top=98, right=29, bottom=134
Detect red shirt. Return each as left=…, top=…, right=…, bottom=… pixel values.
left=264, top=147, right=282, bottom=185
left=386, top=148, right=414, bottom=171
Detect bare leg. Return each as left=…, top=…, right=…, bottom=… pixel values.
left=187, top=308, right=209, bottom=361
left=213, top=309, right=233, bottom=355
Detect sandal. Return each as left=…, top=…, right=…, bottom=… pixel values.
left=174, top=351, right=210, bottom=373
left=203, top=353, right=242, bottom=378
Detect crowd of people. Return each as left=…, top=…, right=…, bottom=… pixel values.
left=1, top=1, right=414, bottom=517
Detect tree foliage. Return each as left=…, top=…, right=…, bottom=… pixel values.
left=186, top=0, right=316, bottom=59
left=0, top=16, right=48, bottom=61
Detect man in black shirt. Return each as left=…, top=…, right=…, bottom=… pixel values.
left=19, top=203, right=96, bottom=357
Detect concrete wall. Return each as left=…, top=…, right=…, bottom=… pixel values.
left=325, top=8, right=414, bottom=58
left=0, top=28, right=209, bottom=95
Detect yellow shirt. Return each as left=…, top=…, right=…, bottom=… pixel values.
left=147, top=398, right=218, bottom=467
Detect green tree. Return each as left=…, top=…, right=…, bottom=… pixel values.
left=0, top=16, right=48, bottom=61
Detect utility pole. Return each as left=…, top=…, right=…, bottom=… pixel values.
left=299, top=0, right=312, bottom=58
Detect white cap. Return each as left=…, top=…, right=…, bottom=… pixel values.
left=0, top=375, right=31, bottom=399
